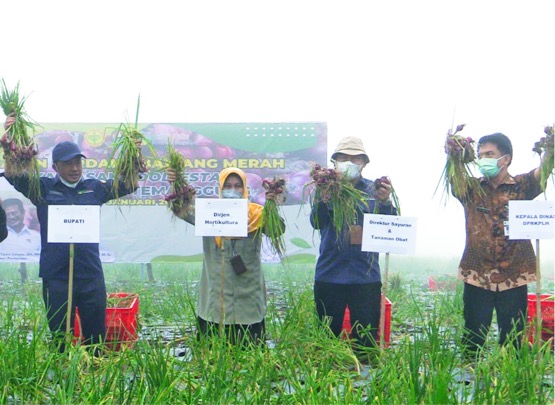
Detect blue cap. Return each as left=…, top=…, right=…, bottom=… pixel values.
left=52, top=141, right=86, bottom=162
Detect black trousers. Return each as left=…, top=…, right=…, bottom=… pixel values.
left=42, top=278, right=107, bottom=352
left=314, top=281, right=382, bottom=348
left=197, top=316, right=266, bottom=346
left=462, top=282, right=528, bottom=353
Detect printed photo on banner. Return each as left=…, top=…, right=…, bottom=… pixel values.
left=0, top=195, right=41, bottom=261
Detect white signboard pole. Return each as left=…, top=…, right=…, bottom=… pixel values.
left=361, top=214, right=418, bottom=349
left=67, top=243, right=75, bottom=336
left=380, top=252, right=390, bottom=351
left=47, top=205, right=101, bottom=335
left=535, top=239, right=541, bottom=344
left=508, top=200, right=554, bottom=345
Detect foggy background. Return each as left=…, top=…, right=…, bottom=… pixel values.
left=2, top=1, right=553, bottom=268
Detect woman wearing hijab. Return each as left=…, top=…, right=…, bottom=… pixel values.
left=167, top=167, right=279, bottom=345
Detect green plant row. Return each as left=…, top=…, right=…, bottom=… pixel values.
left=0, top=263, right=553, bottom=404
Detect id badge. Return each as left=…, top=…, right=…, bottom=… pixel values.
left=349, top=225, right=363, bottom=245
left=503, top=220, right=509, bottom=237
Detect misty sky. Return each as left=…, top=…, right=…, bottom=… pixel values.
left=2, top=1, right=554, bottom=265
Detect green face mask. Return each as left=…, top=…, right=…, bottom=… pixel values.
left=477, top=155, right=506, bottom=178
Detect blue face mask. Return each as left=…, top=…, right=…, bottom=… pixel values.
left=222, top=189, right=243, bottom=199
left=477, top=155, right=507, bottom=178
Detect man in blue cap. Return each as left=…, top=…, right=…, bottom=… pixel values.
left=3, top=117, right=142, bottom=353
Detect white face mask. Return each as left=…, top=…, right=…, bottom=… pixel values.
left=335, top=161, right=362, bottom=180
left=58, top=176, right=80, bottom=188
left=221, top=189, right=243, bottom=199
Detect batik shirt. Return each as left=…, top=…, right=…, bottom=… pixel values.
left=456, top=170, right=542, bottom=291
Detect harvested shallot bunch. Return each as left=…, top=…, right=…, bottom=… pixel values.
left=438, top=123, right=480, bottom=202
left=164, top=142, right=196, bottom=213
left=0, top=79, right=41, bottom=199
left=533, top=125, right=554, bottom=192
left=108, top=96, right=156, bottom=199
left=308, top=163, right=368, bottom=239
left=259, top=177, right=286, bottom=257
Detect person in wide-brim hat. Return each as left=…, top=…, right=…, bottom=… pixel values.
left=311, top=135, right=396, bottom=356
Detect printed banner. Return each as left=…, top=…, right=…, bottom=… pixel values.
left=0, top=122, right=326, bottom=263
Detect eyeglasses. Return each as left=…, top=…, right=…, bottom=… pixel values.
left=223, top=183, right=244, bottom=190
left=333, top=155, right=366, bottom=164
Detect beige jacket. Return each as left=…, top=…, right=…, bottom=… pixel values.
left=171, top=167, right=267, bottom=324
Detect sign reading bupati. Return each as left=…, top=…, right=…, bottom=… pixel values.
left=361, top=214, right=417, bottom=254
left=47, top=205, right=101, bottom=243
left=0, top=122, right=326, bottom=262
left=508, top=200, right=554, bottom=240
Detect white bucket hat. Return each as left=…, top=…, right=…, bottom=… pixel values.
left=331, top=136, right=369, bottom=163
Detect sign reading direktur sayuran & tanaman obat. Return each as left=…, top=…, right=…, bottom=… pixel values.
left=361, top=214, right=418, bottom=255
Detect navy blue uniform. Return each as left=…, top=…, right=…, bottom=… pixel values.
left=6, top=174, right=135, bottom=350
left=310, top=176, right=396, bottom=347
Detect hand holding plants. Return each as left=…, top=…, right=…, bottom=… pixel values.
left=164, top=144, right=196, bottom=214
left=438, top=123, right=480, bottom=202
left=374, top=176, right=401, bottom=215
left=308, top=163, right=368, bottom=239
left=533, top=125, right=554, bottom=191
left=0, top=80, right=41, bottom=199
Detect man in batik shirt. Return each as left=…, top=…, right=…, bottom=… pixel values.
left=451, top=132, right=544, bottom=355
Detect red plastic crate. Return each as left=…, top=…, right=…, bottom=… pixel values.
left=74, top=293, right=139, bottom=350
left=527, top=293, right=554, bottom=344
left=342, top=296, right=392, bottom=347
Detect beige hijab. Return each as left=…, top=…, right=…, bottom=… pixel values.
left=214, top=167, right=263, bottom=248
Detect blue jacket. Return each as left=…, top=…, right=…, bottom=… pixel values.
left=310, top=176, right=397, bottom=284
left=6, top=175, right=135, bottom=280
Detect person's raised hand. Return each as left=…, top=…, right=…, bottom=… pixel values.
left=374, top=176, right=392, bottom=202
left=4, top=113, right=15, bottom=131
left=166, top=168, right=177, bottom=183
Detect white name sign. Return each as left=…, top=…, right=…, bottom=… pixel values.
left=508, top=200, right=554, bottom=240
left=47, top=205, right=100, bottom=243
left=361, top=214, right=417, bottom=254
left=195, top=198, right=248, bottom=237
